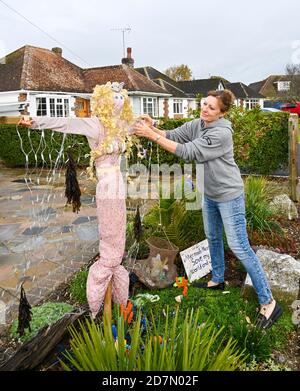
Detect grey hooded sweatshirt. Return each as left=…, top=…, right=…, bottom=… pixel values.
left=166, top=118, right=244, bottom=202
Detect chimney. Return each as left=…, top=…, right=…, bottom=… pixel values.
left=52, top=47, right=62, bottom=57
left=121, top=47, right=134, bottom=68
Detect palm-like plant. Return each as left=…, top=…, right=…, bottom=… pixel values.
left=244, top=176, right=282, bottom=235
left=143, top=190, right=205, bottom=251
left=61, top=308, right=246, bottom=371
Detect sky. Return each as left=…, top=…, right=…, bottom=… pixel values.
left=0, top=0, right=300, bottom=85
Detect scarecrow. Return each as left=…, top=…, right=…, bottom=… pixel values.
left=19, top=82, right=141, bottom=318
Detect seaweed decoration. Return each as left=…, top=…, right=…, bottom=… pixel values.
left=65, top=151, right=81, bottom=213
left=17, top=283, right=32, bottom=337
left=134, top=205, right=142, bottom=242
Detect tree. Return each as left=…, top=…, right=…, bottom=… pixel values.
left=165, top=64, right=193, bottom=81
left=285, top=63, right=300, bottom=101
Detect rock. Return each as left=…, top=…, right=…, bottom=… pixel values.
left=242, top=249, right=300, bottom=303
left=22, top=226, right=47, bottom=236
left=72, top=216, right=97, bottom=225
left=10, top=236, right=45, bottom=253
left=270, top=194, right=298, bottom=220
left=0, top=224, right=20, bottom=241
left=73, top=224, right=98, bottom=241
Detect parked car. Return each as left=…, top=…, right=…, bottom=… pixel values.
left=261, top=108, right=281, bottom=113
left=280, top=102, right=300, bottom=116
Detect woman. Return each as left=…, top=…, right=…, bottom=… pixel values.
left=133, top=89, right=282, bottom=329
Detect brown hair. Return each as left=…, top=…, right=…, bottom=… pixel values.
left=207, top=89, right=236, bottom=113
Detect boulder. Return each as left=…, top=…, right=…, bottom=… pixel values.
left=270, top=194, right=298, bottom=220
left=242, top=248, right=300, bottom=303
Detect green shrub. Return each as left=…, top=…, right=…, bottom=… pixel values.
left=143, top=198, right=205, bottom=252
left=10, top=302, right=74, bottom=342
left=61, top=307, right=246, bottom=371
left=0, top=110, right=289, bottom=175
left=240, top=356, right=292, bottom=371
left=227, top=107, right=289, bottom=175
left=244, top=176, right=282, bottom=235
left=0, top=125, right=90, bottom=167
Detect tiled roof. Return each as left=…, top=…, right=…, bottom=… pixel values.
left=177, top=79, right=226, bottom=97
left=248, top=75, right=300, bottom=98
left=248, top=79, right=267, bottom=95
left=135, top=66, right=188, bottom=98
left=225, top=82, right=264, bottom=99
left=0, top=45, right=168, bottom=95
left=84, top=65, right=168, bottom=94
left=0, top=45, right=86, bottom=93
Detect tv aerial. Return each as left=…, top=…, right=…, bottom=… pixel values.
left=111, top=26, right=131, bottom=58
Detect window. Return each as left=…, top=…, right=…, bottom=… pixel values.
left=245, top=99, right=259, bottom=110
left=173, top=99, right=183, bottom=114
left=142, top=97, right=158, bottom=117
left=277, top=81, right=291, bottom=91
left=36, top=97, right=47, bottom=116
left=36, top=96, right=70, bottom=117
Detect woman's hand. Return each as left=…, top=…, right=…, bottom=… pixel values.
left=18, top=116, right=33, bottom=128
left=133, top=121, right=156, bottom=141
left=139, top=114, right=153, bottom=127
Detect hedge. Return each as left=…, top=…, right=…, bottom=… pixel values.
left=0, top=126, right=90, bottom=167
left=0, top=109, right=289, bottom=175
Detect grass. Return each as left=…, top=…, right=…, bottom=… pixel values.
left=10, top=302, right=74, bottom=343
left=68, top=264, right=294, bottom=363
left=129, top=284, right=294, bottom=363
left=69, top=268, right=88, bottom=304
left=61, top=307, right=247, bottom=371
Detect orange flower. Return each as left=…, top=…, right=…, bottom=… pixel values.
left=120, top=300, right=134, bottom=324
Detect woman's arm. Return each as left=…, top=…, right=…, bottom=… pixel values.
left=19, top=116, right=101, bottom=140
left=133, top=122, right=232, bottom=162
left=139, top=115, right=197, bottom=143
left=138, top=115, right=166, bottom=138
left=133, top=122, right=178, bottom=154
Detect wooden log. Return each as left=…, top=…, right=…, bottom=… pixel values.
left=0, top=116, right=21, bottom=125
left=288, top=114, right=299, bottom=202
left=0, top=309, right=86, bottom=371
left=103, top=280, right=112, bottom=326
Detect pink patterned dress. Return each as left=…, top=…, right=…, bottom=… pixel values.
left=32, top=115, right=129, bottom=318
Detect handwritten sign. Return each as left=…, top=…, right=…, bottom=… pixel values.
left=180, top=239, right=212, bottom=282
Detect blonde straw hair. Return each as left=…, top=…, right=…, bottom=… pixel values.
left=86, top=82, right=139, bottom=181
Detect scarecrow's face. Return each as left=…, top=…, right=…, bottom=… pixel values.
left=113, top=92, right=124, bottom=115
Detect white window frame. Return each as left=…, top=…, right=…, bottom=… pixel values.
left=173, top=99, right=183, bottom=114
left=245, top=99, right=259, bottom=110
left=35, top=95, right=71, bottom=117
left=142, top=97, right=158, bottom=117
left=277, top=81, right=291, bottom=92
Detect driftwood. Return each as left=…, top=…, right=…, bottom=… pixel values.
left=0, top=309, right=87, bottom=371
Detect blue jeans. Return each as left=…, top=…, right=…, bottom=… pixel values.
left=202, top=193, right=273, bottom=305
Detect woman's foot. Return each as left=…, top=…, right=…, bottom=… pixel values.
left=256, top=300, right=283, bottom=329
left=193, top=280, right=225, bottom=290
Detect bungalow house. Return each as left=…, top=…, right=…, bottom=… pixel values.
left=248, top=75, right=300, bottom=102
left=176, top=78, right=264, bottom=109
left=176, top=78, right=226, bottom=101
left=0, top=45, right=171, bottom=118
left=225, top=82, right=265, bottom=109
left=135, top=66, right=196, bottom=118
